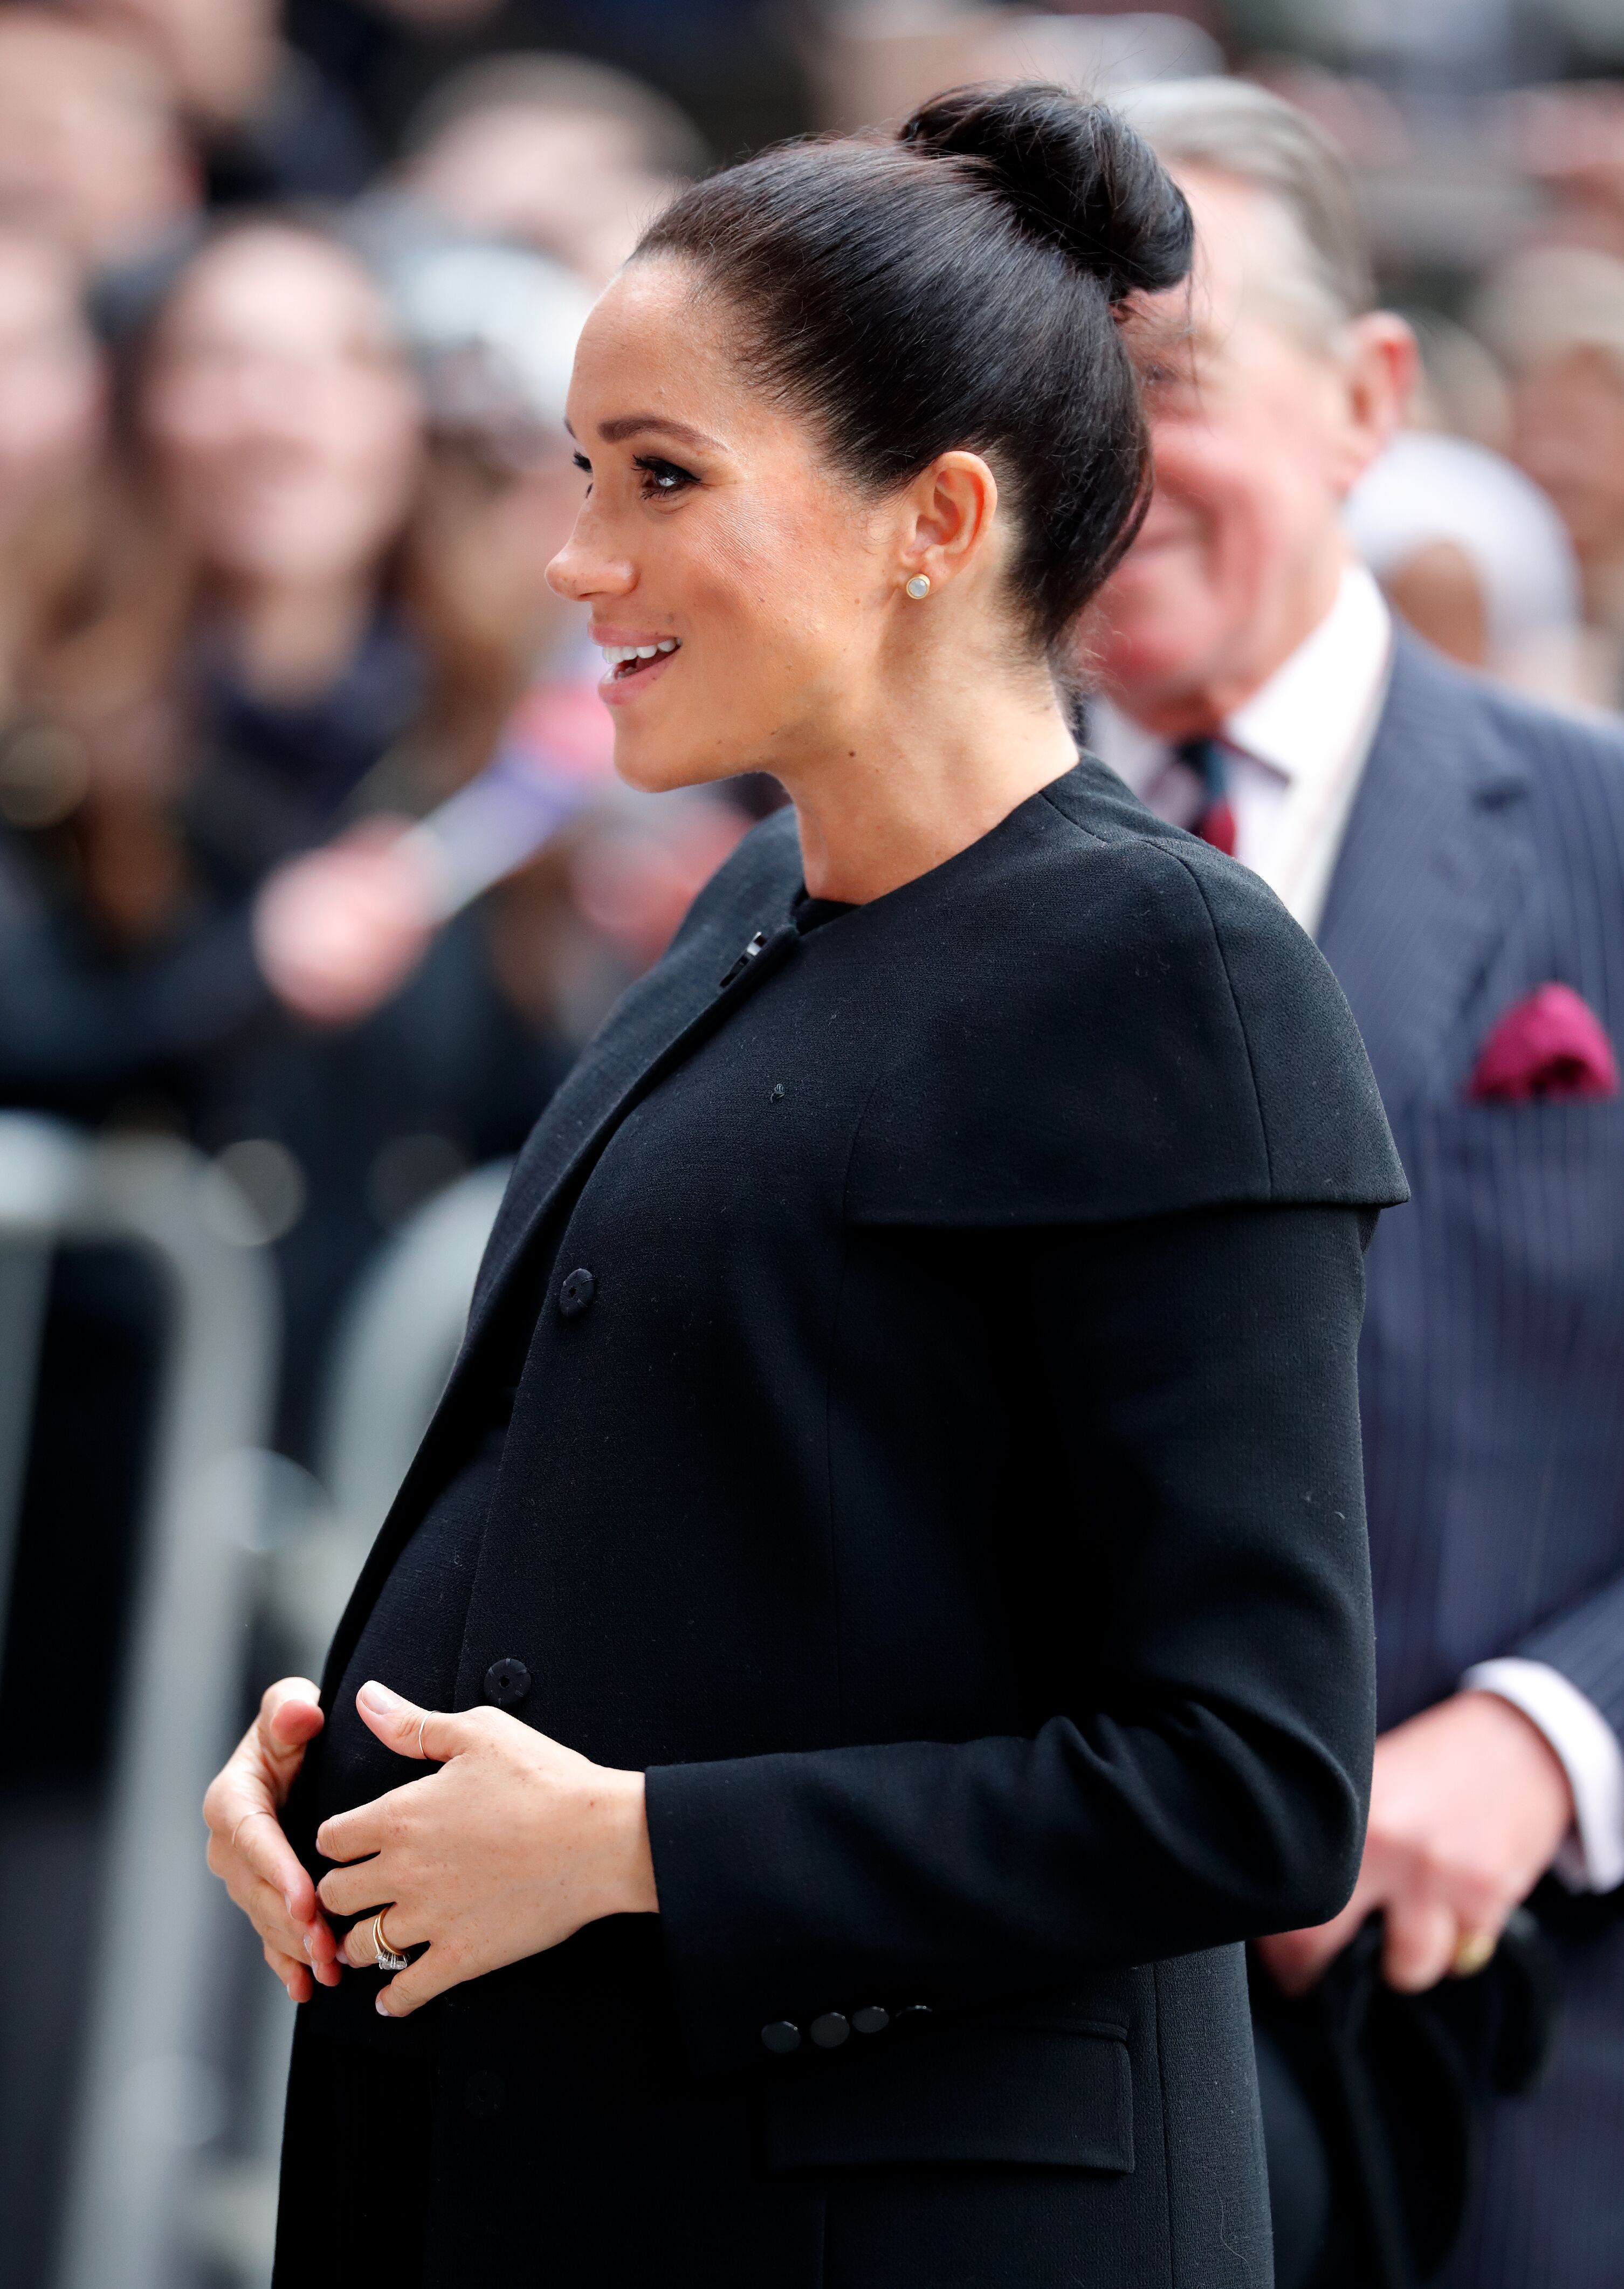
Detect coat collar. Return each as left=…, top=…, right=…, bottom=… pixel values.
left=1317, top=638, right=1533, bottom=1116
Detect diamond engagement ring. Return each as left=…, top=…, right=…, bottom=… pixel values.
left=370, top=1909, right=409, bottom=1974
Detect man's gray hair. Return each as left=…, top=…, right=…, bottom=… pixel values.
left=1119, top=79, right=1374, bottom=338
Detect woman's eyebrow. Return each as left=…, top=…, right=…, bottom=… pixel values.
left=596, top=414, right=724, bottom=451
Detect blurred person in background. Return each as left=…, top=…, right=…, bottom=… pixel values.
left=390, top=50, right=706, bottom=286
left=64, top=0, right=376, bottom=204
left=0, top=224, right=105, bottom=666
left=1344, top=425, right=1587, bottom=699
left=0, top=214, right=573, bottom=1453
left=278, top=0, right=806, bottom=171
left=0, top=8, right=199, bottom=278
left=1085, top=77, right=1624, bottom=2289
left=0, top=225, right=103, bottom=531
left=1475, top=245, right=1624, bottom=710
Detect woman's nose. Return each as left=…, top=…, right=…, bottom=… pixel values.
left=547, top=518, right=634, bottom=604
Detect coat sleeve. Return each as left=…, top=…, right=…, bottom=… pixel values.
left=644, top=1199, right=1379, bottom=2078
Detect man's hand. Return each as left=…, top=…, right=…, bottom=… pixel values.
left=203, top=1678, right=342, bottom=2002
left=1257, top=1689, right=1574, bottom=1995
left=316, top=1681, right=658, bottom=2019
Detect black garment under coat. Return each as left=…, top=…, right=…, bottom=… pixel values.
left=284, top=756, right=1407, bottom=2288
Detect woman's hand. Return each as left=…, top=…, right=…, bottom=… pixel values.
left=203, top=1678, right=342, bottom=2003
left=317, top=1681, right=658, bottom=2018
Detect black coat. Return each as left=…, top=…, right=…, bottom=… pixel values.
left=289, top=757, right=1406, bottom=2288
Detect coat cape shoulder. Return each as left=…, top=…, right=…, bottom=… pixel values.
left=669, top=755, right=1408, bottom=1226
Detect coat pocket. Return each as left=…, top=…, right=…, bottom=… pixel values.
left=761, top=2017, right=1133, bottom=2174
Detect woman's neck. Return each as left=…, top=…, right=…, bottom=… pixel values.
left=780, top=668, right=1080, bottom=906
left=223, top=573, right=379, bottom=704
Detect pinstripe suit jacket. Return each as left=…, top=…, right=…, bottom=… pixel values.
left=1318, top=637, right=1624, bottom=1750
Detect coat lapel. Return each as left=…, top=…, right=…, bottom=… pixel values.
left=1317, top=641, right=1533, bottom=1115
left=465, top=915, right=802, bottom=1347
left=315, top=813, right=805, bottom=1704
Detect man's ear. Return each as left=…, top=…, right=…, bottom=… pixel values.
left=1331, top=312, right=1419, bottom=497
left=899, top=450, right=1000, bottom=589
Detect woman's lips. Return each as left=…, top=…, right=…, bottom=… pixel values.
left=597, top=645, right=680, bottom=705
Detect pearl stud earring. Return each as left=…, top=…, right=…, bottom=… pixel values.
left=905, top=574, right=931, bottom=600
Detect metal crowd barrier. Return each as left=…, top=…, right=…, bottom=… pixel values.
left=0, top=1115, right=278, bottom=2289
left=0, top=1113, right=508, bottom=2289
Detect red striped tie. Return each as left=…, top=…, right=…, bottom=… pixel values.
left=1176, top=737, right=1237, bottom=856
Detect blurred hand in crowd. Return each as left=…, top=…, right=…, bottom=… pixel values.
left=0, top=227, right=103, bottom=531
left=254, top=819, right=440, bottom=1025
left=1257, top=1690, right=1575, bottom=1994
left=203, top=1676, right=341, bottom=2004
left=0, top=10, right=197, bottom=274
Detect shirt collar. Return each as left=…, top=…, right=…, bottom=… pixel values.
left=1221, top=561, right=1392, bottom=786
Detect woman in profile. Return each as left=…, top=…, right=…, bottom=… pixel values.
left=207, top=84, right=1404, bottom=2288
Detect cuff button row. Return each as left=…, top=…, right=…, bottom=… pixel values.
left=761, top=2004, right=920, bottom=2054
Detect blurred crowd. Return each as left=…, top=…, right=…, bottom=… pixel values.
left=3, top=1, right=1624, bottom=2284
left=0, top=2, right=780, bottom=1469
left=0, top=0, right=1623, bottom=1462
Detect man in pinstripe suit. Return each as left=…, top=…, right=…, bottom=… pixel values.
left=1085, top=78, right=1624, bottom=2289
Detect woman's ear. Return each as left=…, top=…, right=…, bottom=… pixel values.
left=899, top=451, right=1000, bottom=589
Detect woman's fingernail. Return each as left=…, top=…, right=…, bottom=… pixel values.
left=375, top=1992, right=390, bottom=2017
left=359, top=1681, right=402, bottom=1715
left=302, top=1933, right=315, bottom=1957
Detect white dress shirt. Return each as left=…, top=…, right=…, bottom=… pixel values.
left=1090, top=560, right=1392, bottom=937
left=1090, top=559, right=1624, bottom=1892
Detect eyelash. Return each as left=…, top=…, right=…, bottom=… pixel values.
left=571, top=450, right=697, bottom=500
left=635, top=455, right=696, bottom=498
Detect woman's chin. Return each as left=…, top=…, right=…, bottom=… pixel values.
left=611, top=729, right=751, bottom=796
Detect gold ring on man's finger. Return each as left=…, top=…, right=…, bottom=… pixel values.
left=1451, top=1928, right=1497, bottom=1978
left=370, top=1909, right=409, bottom=1974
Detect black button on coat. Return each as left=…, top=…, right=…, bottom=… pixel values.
left=283, top=761, right=1406, bottom=2289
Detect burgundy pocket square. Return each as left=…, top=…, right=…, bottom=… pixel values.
left=1467, top=984, right=1620, bottom=1103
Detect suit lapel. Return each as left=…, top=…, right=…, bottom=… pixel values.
left=1317, top=641, right=1533, bottom=1115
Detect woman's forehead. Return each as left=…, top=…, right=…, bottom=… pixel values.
left=568, top=262, right=766, bottom=442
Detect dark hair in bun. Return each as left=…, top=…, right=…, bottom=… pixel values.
left=636, top=83, right=1192, bottom=650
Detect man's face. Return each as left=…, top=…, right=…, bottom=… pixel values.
left=1085, top=169, right=1370, bottom=733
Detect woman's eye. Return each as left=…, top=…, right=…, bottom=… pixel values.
left=635, top=456, right=696, bottom=498
left=572, top=451, right=592, bottom=478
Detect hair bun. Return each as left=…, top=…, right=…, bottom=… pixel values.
left=899, top=82, right=1191, bottom=304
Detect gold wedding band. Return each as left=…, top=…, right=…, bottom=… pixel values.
left=370, top=1909, right=408, bottom=1975
left=1451, top=1929, right=1497, bottom=1979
